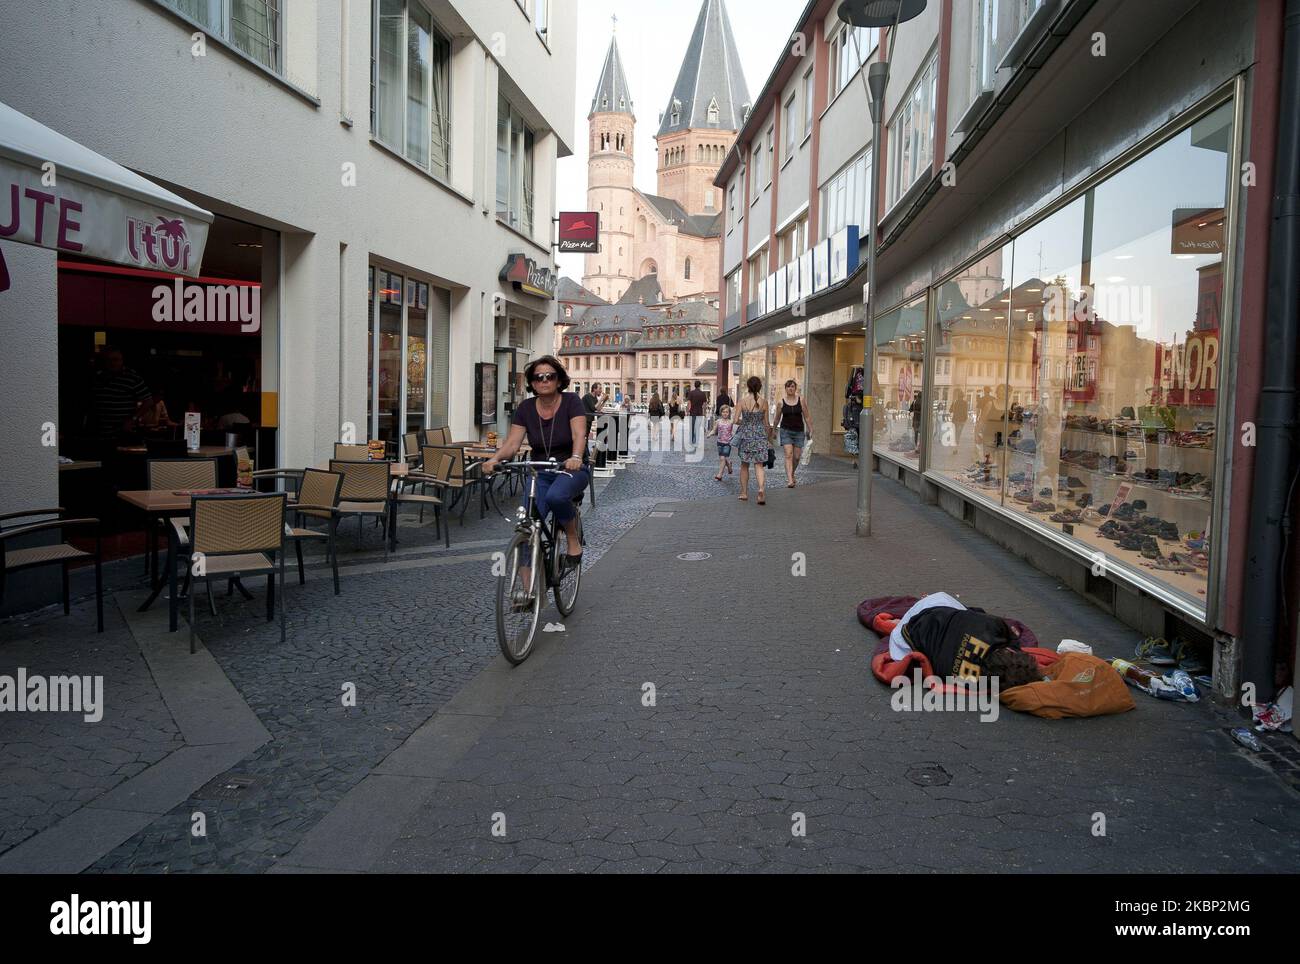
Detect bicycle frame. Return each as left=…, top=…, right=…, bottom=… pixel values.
left=501, top=460, right=572, bottom=582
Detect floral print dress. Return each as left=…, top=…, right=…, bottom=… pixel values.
left=735, top=403, right=769, bottom=465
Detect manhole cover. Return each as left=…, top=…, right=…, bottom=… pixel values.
left=905, top=765, right=952, bottom=787
left=196, top=774, right=258, bottom=800
left=649, top=511, right=674, bottom=518
left=677, top=552, right=711, bottom=561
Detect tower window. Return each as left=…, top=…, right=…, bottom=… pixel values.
left=707, top=98, right=719, bottom=126
left=684, top=257, right=692, bottom=280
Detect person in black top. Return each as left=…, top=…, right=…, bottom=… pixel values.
left=685, top=381, right=708, bottom=448
left=777, top=379, right=812, bottom=488
left=484, top=356, right=590, bottom=583
left=714, top=388, right=734, bottom=417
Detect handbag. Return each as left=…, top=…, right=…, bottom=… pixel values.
left=765, top=446, right=776, bottom=469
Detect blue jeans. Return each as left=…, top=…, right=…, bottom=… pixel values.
left=533, top=468, right=590, bottom=526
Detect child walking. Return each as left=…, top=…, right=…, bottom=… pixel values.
left=708, top=405, right=735, bottom=480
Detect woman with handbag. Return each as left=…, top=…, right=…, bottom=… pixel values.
left=734, top=375, right=773, bottom=505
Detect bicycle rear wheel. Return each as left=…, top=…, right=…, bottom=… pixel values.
left=553, top=522, right=583, bottom=619
left=496, top=530, right=542, bottom=665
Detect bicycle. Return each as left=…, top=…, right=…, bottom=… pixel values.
left=492, top=460, right=585, bottom=665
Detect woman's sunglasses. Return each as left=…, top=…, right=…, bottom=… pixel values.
left=530, top=371, right=558, bottom=383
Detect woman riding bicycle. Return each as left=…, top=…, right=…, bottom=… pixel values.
left=483, top=355, right=590, bottom=588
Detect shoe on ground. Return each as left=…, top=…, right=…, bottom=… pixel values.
left=1136, top=636, right=1180, bottom=666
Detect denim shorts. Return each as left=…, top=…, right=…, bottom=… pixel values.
left=717, top=442, right=732, bottom=457
left=779, top=429, right=806, bottom=449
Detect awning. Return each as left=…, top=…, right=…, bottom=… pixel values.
left=0, top=100, right=212, bottom=285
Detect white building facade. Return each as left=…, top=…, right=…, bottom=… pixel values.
left=0, top=0, right=576, bottom=495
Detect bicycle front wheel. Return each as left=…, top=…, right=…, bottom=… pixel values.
left=496, top=530, right=542, bottom=665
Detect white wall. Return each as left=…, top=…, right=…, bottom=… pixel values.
left=0, top=241, right=60, bottom=611
left=0, top=0, right=575, bottom=467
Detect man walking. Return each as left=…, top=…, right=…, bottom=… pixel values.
left=686, top=380, right=708, bottom=449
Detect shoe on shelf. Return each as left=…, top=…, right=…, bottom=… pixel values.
left=1050, top=508, right=1082, bottom=524
left=1028, top=500, right=1056, bottom=513
left=1159, top=520, right=1180, bottom=541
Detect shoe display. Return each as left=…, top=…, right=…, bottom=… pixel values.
left=1117, top=533, right=1143, bottom=551
left=1099, top=520, right=1124, bottom=539
left=1140, top=538, right=1162, bottom=560
left=1159, top=520, right=1180, bottom=541
left=1028, top=500, right=1056, bottom=513
left=1038, top=486, right=1053, bottom=497
left=1050, top=508, right=1083, bottom=524
left=1013, top=488, right=1033, bottom=503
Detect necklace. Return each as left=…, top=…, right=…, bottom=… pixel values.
left=535, top=393, right=561, bottom=458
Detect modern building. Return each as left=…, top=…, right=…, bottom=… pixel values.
left=581, top=0, right=749, bottom=307
left=0, top=0, right=575, bottom=610
left=714, top=0, right=1299, bottom=701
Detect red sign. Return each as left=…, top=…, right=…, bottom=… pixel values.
left=558, top=211, right=599, bottom=253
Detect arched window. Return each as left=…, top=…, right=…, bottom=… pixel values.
left=697, top=145, right=703, bottom=163
left=636, top=216, right=647, bottom=242
left=684, top=257, right=692, bottom=280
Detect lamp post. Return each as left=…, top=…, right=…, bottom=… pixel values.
left=838, top=0, right=927, bottom=536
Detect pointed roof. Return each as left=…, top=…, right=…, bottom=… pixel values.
left=590, top=34, right=634, bottom=119
left=657, top=0, right=750, bottom=137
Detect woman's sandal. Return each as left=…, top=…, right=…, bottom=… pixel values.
left=757, top=491, right=766, bottom=505
left=714, top=474, right=723, bottom=481
left=738, top=494, right=748, bottom=501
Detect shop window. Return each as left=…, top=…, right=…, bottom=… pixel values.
left=872, top=292, right=928, bottom=468
left=372, top=0, right=452, bottom=179
left=926, top=98, right=1233, bottom=612
left=160, top=0, right=282, bottom=73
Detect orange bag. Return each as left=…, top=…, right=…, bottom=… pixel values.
left=999, top=652, right=1135, bottom=719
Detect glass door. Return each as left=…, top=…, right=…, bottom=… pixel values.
left=405, top=279, right=430, bottom=445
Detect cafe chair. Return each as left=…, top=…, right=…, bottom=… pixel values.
left=402, top=432, right=422, bottom=468
left=285, top=469, right=344, bottom=594
left=329, top=459, right=392, bottom=562
left=0, top=509, right=103, bottom=633
left=251, top=468, right=304, bottom=499
left=395, top=449, right=453, bottom=549
left=422, top=445, right=491, bottom=524
left=333, top=443, right=371, bottom=461
left=146, top=457, right=219, bottom=580
left=186, top=492, right=287, bottom=653
left=420, top=426, right=451, bottom=447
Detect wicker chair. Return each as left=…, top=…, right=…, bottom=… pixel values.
left=402, top=432, right=421, bottom=466
left=422, top=445, right=493, bottom=523
left=394, top=449, right=451, bottom=549
left=329, top=459, right=392, bottom=561
left=186, top=492, right=287, bottom=652
left=251, top=468, right=304, bottom=499
left=0, top=509, right=103, bottom=632
left=285, top=469, right=344, bottom=594
left=420, top=426, right=451, bottom=446
left=146, top=458, right=218, bottom=579
left=333, top=443, right=371, bottom=461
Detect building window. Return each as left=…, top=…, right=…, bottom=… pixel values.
left=661, top=354, right=668, bottom=367
left=783, top=92, right=797, bottom=161
left=372, top=0, right=452, bottom=179
left=670, top=98, right=681, bottom=126
left=751, top=143, right=762, bottom=196
left=820, top=147, right=871, bottom=240
left=564, top=305, right=572, bottom=318
left=829, top=24, right=876, bottom=98
left=725, top=270, right=741, bottom=316
left=533, top=0, right=549, bottom=40
left=496, top=93, right=535, bottom=233
left=684, top=257, right=692, bottom=280
left=673, top=354, right=680, bottom=368
left=707, top=97, right=720, bottom=125
left=161, top=0, right=282, bottom=73
left=887, top=51, right=939, bottom=209
left=802, top=67, right=815, bottom=138
left=728, top=184, right=737, bottom=226
left=765, top=126, right=774, bottom=184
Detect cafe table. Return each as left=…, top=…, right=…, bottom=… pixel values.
left=117, top=487, right=247, bottom=632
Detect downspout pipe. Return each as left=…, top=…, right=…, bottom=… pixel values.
left=1241, top=0, right=1300, bottom=705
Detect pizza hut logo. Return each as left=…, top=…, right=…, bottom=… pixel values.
left=127, top=216, right=192, bottom=271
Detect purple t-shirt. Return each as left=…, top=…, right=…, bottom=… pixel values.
left=512, top=392, right=589, bottom=464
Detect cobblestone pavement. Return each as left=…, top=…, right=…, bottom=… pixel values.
left=0, top=606, right=182, bottom=855
left=77, top=451, right=760, bottom=871
left=372, top=470, right=1300, bottom=874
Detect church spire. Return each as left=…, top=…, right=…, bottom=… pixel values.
left=657, top=0, right=750, bottom=136
left=590, top=32, right=634, bottom=119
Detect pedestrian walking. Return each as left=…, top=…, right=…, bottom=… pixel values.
left=708, top=404, right=735, bottom=480
left=648, top=391, right=664, bottom=448
left=686, top=380, right=708, bottom=449
left=668, top=393, right=682, bottom=443
left=777, top=379, right=811, bottom=488
left=714, top=388, right=734, bottom=417
left=735, top=376, right=772, bottom=505
left=951, top=391, right=968, bottom=446
left=909, top=390, right=922, bottom=451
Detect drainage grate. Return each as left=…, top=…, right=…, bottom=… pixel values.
left=905, top=764, right=952, bottom=787
left=196, top=774, right=258, bottom=800
left=676, top=552, right=711, bottom=561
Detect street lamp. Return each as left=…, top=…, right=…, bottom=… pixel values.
left=838, top=0, right=927, bottom=536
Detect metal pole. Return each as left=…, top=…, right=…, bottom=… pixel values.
left=856, top=61, right=888, bottom=536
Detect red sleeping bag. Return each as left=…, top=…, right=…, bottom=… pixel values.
left=858, top=595, right=1058, bottom=692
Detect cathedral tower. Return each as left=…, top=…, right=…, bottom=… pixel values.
left=582, top=31, right=638, bottom=303
left=654, top=0, right=750, bottom=217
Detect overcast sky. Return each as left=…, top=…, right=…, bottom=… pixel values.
left=555, top=0, right=803, bottom=280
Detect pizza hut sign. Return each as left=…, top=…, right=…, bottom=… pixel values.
left=500, top=252, right=557, bottom=300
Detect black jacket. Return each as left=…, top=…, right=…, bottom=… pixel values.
left=901, top=607, right=1018, bottom=680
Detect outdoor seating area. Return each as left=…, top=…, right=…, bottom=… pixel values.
left=0, top=428, right=530, bottom=649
